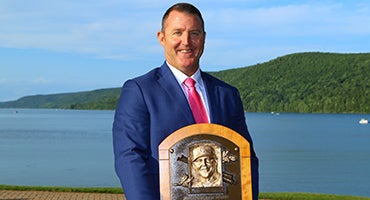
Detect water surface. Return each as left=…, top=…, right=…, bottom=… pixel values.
left=0, top=109, right=369, bottom=197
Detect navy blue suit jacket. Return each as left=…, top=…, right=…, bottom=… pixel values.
left=113, top=62, right=258, bottom=200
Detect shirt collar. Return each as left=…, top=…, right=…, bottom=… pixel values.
left=166, top=61, right=204, bottom=88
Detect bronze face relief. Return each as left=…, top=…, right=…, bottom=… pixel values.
left=189, top=143, right=222, bottom=188
left=170, top=134, right=242, bottom=199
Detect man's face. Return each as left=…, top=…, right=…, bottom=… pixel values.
left=192, top=156, right=216, bottom=178
left=157, top=10, right=205, bottom=76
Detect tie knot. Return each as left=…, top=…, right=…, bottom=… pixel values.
left=184, top=78, right=196, bottom=88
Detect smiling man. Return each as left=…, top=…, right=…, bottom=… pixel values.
left=157, top=7, right=205, bottom=76
left=113, top=3, right=259, bottom=200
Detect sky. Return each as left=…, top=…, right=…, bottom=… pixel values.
left=1, top=0, right=370, bottom=102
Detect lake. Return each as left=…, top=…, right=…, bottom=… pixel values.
left=0, top=109, right=369, bottom=197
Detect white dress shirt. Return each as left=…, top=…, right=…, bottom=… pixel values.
left=166, top=62, right=210, bottom=122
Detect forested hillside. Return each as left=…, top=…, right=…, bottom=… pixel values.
left=0, top=88, right=120, bottom=110
left=210, top=52, right=370, bottom=113
left=1, top=52, right=369, bottom=113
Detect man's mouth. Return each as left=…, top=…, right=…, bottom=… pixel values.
left=179, top=49, right=192, bottom=53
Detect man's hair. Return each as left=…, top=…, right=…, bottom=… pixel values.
left=161, top=3, right=205, bottom=32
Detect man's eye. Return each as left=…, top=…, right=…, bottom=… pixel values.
left=190, top=32, right=200, bottom=37
left=173, top=31, right=181, bottom=36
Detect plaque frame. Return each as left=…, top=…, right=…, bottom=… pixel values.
left=159, top=124, right=252, bottom=200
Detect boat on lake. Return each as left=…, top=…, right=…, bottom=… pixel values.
left=359, top=118, right=368, bottom=124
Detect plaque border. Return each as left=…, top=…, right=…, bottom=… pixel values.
left=159, top=123, right=252, bottom=200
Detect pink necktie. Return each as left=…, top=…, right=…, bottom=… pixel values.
left=184, top=78, right=209, bottom=123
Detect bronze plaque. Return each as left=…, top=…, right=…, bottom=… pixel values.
left=159, top=124, right=252, bottom=200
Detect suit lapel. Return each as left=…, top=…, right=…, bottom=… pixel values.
left=202, top=72, right=221, bottom=124
left=157, top=63, right=195, bottom=123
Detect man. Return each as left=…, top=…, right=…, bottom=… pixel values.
left=113, top=3, right=258, bottom=200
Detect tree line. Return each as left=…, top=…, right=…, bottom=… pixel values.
left=210, top=52, right=370, bottom=113
left=1, top=52, right=369, bottom=113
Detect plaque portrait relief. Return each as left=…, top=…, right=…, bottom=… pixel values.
left=189, top=143, right=222, bottom=188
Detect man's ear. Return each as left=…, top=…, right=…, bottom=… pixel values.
left=157, top=31, right=165, bottom=46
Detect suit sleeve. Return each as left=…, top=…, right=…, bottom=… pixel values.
left=112, top=80, right=157, bottom=200
left=233, top=89, right=260, bottom=200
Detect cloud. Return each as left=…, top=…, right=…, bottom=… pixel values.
left=1, top=0, right=370, bottom=101
left=0, top=0, right=369, bottom=67
left=198, top=1, right=370, bottom=68
left=0, top=0, right=163, bottom=58
left=204, top=1, right=370, bottom=37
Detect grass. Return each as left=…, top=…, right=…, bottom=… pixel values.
left=259, top=192, right=370, bottom=200
left=1, top=185, right=369, bottom=199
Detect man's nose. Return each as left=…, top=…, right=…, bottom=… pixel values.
left=181, top=32, right=190, bottom=45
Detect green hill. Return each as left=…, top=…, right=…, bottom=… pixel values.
left=0, top=88, right=121, bottom=110
left=1, top=52, right=370, bottom=113
left=210, top=52, right=370, bottom=113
